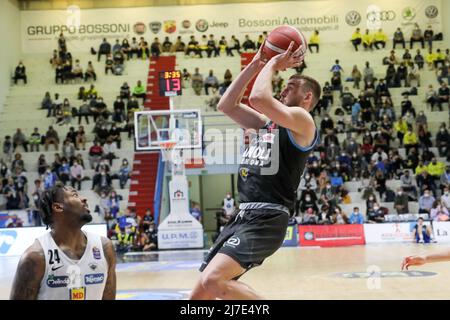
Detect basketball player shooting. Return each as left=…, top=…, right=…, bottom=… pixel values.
left=10, top=183, right=116, bottom=300
left=190, top=39, right=321, bottom=300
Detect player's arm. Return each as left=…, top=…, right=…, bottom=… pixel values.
left=217, top=45, right=268, bottom=130
left=102, top=236, right=117, bottom=300
left=10, top=241, right=45, bottom=300
left=249, top=42, right=316, bottom=147
left=402, top=250, right=450, bottom=270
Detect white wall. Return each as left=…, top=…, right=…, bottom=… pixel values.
left=0, top=0, right=21, bottom=112
left=442, top=0, right=450, bottom=40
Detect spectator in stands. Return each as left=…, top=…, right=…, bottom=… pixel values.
left=407, top=63, right=421, bottom=87
left=411, top=217, right=432, bottom=243
left=172, top=36, right=186, bottom=53
left=360, top=29, right=372, bottom=51
left=339, top=86, right=354, bottom=113
left=330, top=72, right=342, bottom=93
left=430, top=200, right=449, bottom=221
left=438, top=81, right=450, bottom=110
left=62, top=139, right=75, bottom=163
left=161, top=36, right=172, bottom=53
left=120, top=39, right=130, bottom=59
left=394, top=187, right=409, bottom=214
left=393, top=27, right=406, bottom=49
left=89, top=141, right=103, bottom=169
left=119, top=158, right=131, bottom=189
left=78, top=99, right=90, bottom=125
left=206, top=34, right=219, bottom=57
left=414, top=49, right=425, bottom=69
left=191, top=68, right=203, bottom=96
left=349, top=207, right=364, bottom=224
left=373, top=29, right=387, bottom=49
left=14, top=61, right=27, bottom=84
left=363, top=61, right=374, bottom=84
left=425, top=48, right=437, bottom=70
left=112, top=51, right=125, bottom=75
left=57, top=158, right=70, bottom=185
left=70, top=160, right=84, bottom=191
left=28, top=127, right=41, bottom=153
left=190, top=202, right=202, bottom=223
left=42, top=167, right=57, bottom=190
left=410, top=23, right=424, bottom=49
left=351, top=65, right=362, bottom=89
left=127, top=95, right=139, bottom=112
left=104, top=54, right=114, bottom=74
left=13, top=129, right=28, bottom=152
left=331, top=207, right=349, bottom=224
left=84, top=61, right=96, bottom=82
left=204, top=70, right=219, bottom=95
left=37, top=154, right=47, bottom=177
left=436, top=62, right=450, bottom=85
left=108, top=123, right=121, bottom=149
left=320, top=181, right=337, bottom=209
left=422, top=25, right=434, bottom=48
left=186, top=35, right=200, bottom=57
left=425, top=84, right=439, bottom=111
left=330, top=59, right=344, bottom=74
left=403, top=126, right=418, bottom=156
left=98, top=38, right=111, bottom=61
left=139, top=37, right=150, bottom=59
left=41, top=92, right=52, bottom=112
left=350, top=28, right=362, bottom=51
left=103, top=138, right=117, bottom=166
left=419, top=189, right=435, bottom=214
left=229, top=35, right=241, bottom=56
left=133, top=80, right=146, bottom=104
left=434, top=49, right=446, bottom=69
left=2, top=136, right=12, bottom=163
left=427, top=157, right=445, bottom=181
left=401, top=169, right=417, bottom=199
left=120, top=82, right=130, bottom=100
left=71, top=59, right=83, bottom=82
left=308, top=30, right=319, bottom=53
left=299, top=192, right=319, bottom=215
left=242, top=35, right=255, bottom=52
left=221, top=69, right=233, bottom=93
left=436, top=126, right=449, bottom=157
left=151, top=37, right=162, bottom=58
left=441, top=186, right=450, bottom=210
left=86, top=84, right=98, bottom=99
left=92, top=168, right=112, bottom=195
left=128, top=37, right=139, bottom=58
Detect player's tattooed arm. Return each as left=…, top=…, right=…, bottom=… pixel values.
left=102, top=236, right=117, bottom=300
left=10, top=241, right=45, bottom=300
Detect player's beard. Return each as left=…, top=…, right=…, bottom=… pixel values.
left=80, top=209, right=93, bottom=224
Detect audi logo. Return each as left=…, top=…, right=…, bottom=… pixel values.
left=367, top=10, right=396, bottom=22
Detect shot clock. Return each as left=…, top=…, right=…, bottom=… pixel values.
left=159, top=70, right=182, bottom=97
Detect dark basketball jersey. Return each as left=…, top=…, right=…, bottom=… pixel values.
left=238, top=121, right=319, bottom=211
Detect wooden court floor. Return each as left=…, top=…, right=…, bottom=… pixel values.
left=2, top=244, right=450, bottom=299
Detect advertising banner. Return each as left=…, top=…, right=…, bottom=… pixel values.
left=282, top=224, right=298, bottom=247
left=364, top=222, right=431, bottom=243
left=298, top=224, right=365, bottom=247
left=0, top=224, right=107, bottom=256
left=21, top=0, right=442, bottom=53
left=432, top=221, right=450, bottom=243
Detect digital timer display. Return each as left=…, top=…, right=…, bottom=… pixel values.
left=159, top=70, right=182, bottom=97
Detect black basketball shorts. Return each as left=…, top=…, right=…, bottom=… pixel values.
left=199, top=207, right=289, bottom=273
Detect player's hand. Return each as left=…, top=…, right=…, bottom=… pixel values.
left=269, top=41, right=304, bottom=71
left=251, top=41, right=268, bottom=67
left=401, top=255, right=426, bottom=270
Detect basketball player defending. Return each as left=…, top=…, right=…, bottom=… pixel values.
left=10, top=183, right=116, bottom=300
left=402, top=251, right=450, bottom=270
left=190, top=42, right=321, bottom=300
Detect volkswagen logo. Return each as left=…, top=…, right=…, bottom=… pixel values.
left=345, top=10, right=361, bottom=26
left=425, top=5, right=439, bottom=19
left=402, top=7, right=416, bottom=21
left=367, top=10, right=396, bottom=22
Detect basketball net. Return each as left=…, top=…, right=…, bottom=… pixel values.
left=156, top=141, right=185, bottom=176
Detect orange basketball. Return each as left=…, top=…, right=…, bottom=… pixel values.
left=263, top=25, right=307, bottom=60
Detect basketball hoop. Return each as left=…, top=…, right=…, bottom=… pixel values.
left=153, top=140, right=178, bottom=162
